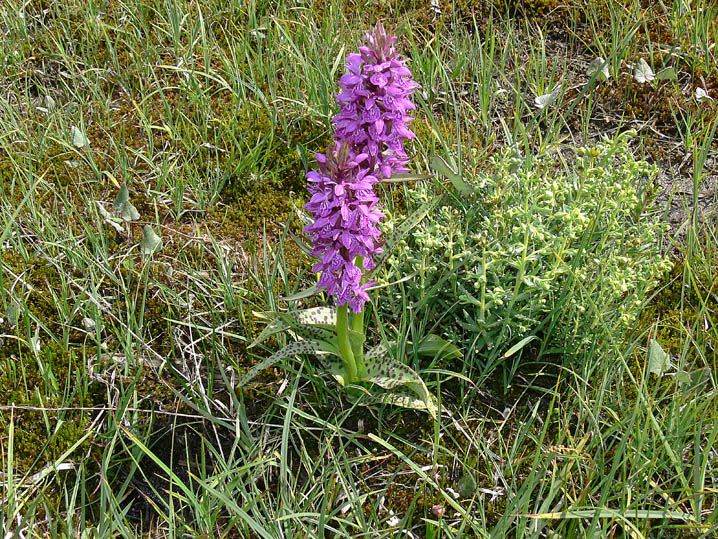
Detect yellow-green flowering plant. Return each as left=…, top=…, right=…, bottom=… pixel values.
left=239, top=23, right=460, bottom=418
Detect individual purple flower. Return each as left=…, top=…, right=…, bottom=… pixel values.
left=333, top=22, right=418, bottom=180
left=303, top=142, right=384, bottom=313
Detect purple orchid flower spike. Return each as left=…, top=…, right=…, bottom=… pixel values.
left=305, top=22, right=418, bottom=312
left=248, top=21, right=439, bottom=417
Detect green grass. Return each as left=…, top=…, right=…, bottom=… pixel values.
left=0, top=0, right=716, bottom=536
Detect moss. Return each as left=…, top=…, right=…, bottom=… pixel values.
left=0, top=340, right=96, bottom=472
left=1, top=252, right=66, bottom=333
left=207, top=105, right=332, bottom=234
left=622, top=254, right=717, bottom=405
left=0, top=248, right=181, bottom=472
left=312, top=0, right=559, bottom=31
left=493, top=0, right=559, bottom=19
left=212, top=183, right=300, bottom=236
left=221, top=105, right=331, bottom=199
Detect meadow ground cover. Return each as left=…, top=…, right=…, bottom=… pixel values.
left=0, top=0, right=716, bottom=536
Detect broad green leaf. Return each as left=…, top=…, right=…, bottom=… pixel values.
left=365, top=354, right=420, bottom=390
left=503, top=335, right=537, bottom=358
left=113, top=183, right=130, bottom=207
left=366, top=341, right=392, bottom=361
left=96, top=202, right=124, bottom=233
left=696, top=87, right=713, bottom=102
left=647, top=338, right=671, bottom=376
left=249, top=316, right=287, bottom=348
left=113, top=184, right=140, bottom=221
left=316, top=354, right=347, bottom=386
left=280, top=285, right=319, bottom=302
left=363, top=354, right=437, bottom=418
left=416, top=334, right=462, bottom=360
left=347, top=328, right=365, bottom=349
left=238, top=340, right=334, bottom=387
left=370, top=195, right=443, bottom=274
left=678, top=367, right=712, bottom=392
left=380, top=385, right=438, bottom=419
left=587, top=57, right=610, bottom=81
left=81, top=317, right=95, bottom=331
left=5, top=302, right=19, bottom=326
left=71, top=125, right=89, bottom=148
left=431, top=155, right=474, bottom=195
left=633, top=58, right=654, bottom=83
left=286, top=321, right=335, bottom=345
left=249, top=308, right=336, bottom=348
left=291, top=306, right=336, bottom=326
left=366, top=336, right=461, bottom=362
left=140, top=225, right=162, bottom=255
left=457, top=472, right=476, bottom=498
left=655, top=67, right=677, bottom=81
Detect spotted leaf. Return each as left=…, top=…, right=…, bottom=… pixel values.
left=249, top=308, right=337, bottom=348
left=356, top=384, right=438, bottom=419
left=238, top=340, right=337, bottom=387
left=363, top=354, right=437, bottom=419
left=364, top=354, right=421, bottom=389
left=316, top=354, right=347, bottom=386
left=381, top=385, right=438, bottom=419
left=366, top=341, right=393, bottom=361
left=286, top=321, right=335, bottom=345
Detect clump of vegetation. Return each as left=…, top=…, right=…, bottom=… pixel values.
left=383, top=131, right=671, bottom=378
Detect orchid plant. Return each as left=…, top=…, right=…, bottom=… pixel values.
left=241, top=23, right=460, bottom=418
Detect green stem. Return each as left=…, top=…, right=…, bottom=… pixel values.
left=336, top=305, right=357, bottom=383
left=351, top=308, right=365, bottom=376
left=351, top=255, right=367, bottom=377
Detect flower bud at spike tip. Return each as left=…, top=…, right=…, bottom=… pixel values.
left=333, top=21, right=418, bottom=180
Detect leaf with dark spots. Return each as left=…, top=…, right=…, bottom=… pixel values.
left=249, top=308, right=337, bottom=348
left=357, top=385, right=438, bottom=419
left=238, top=340, right=336, bottom=387
left=316, top=354, right=348, bottom=386
left=366, top=341, right=393, bottom=361
left=362, top=355, right=437, bottom=418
